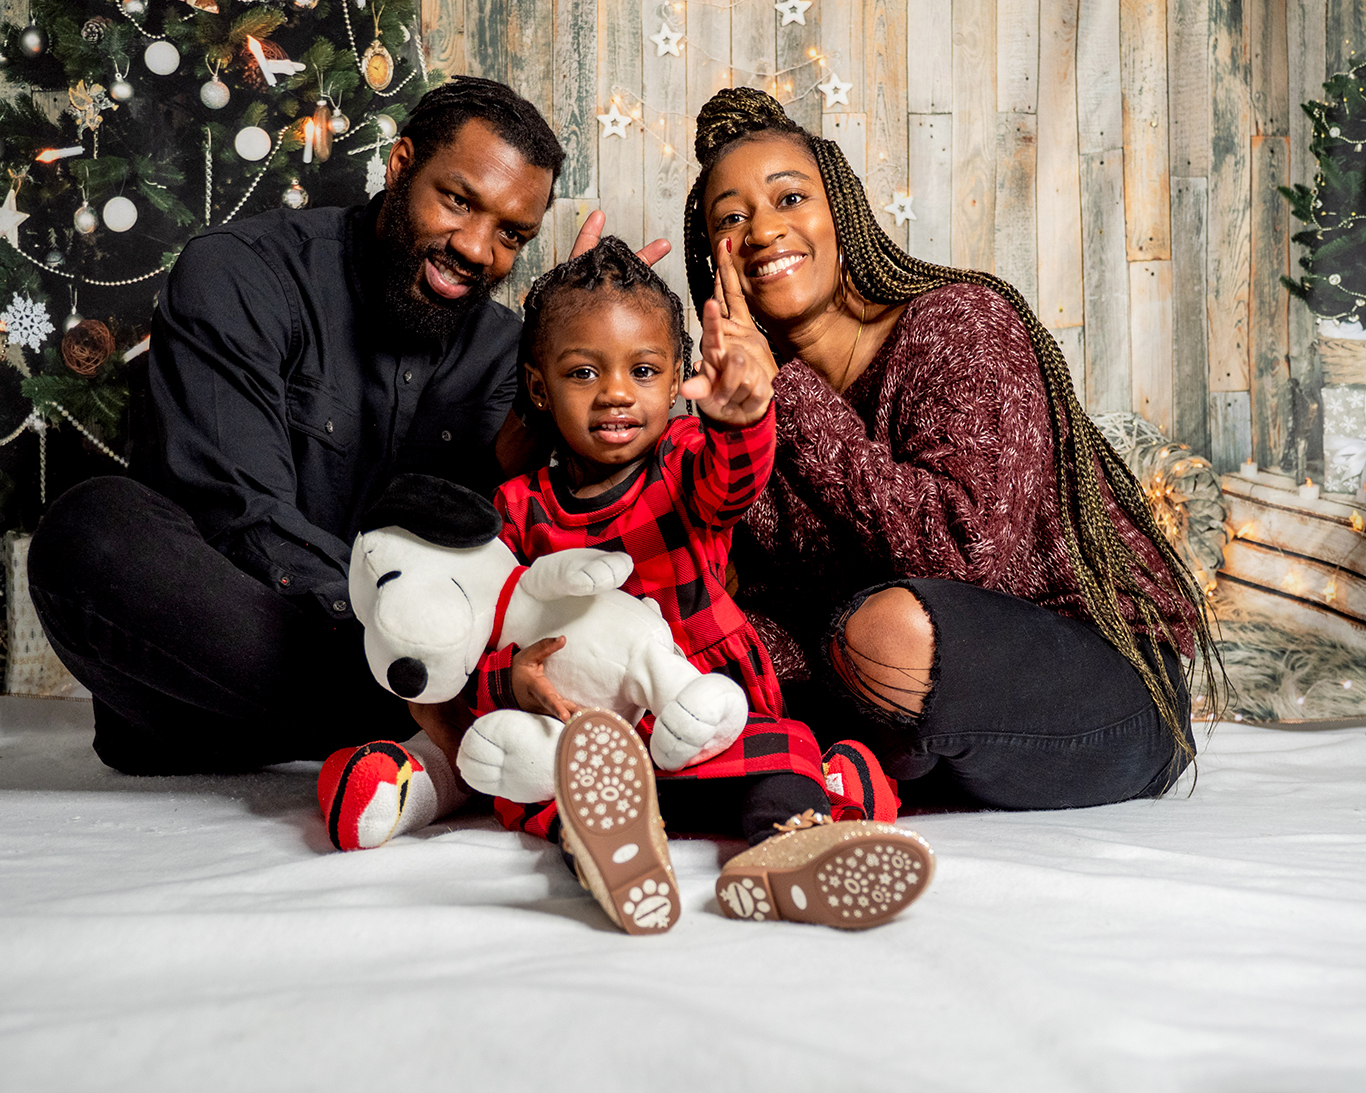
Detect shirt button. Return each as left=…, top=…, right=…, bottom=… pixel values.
left=332, top=599, right=348, bottom=613
left=279, top=576, right=290, bottom=586
left=403, top=370, right=414, bottom=383
left=441, top=430, right=452, bottom=442
left=324, top=419, right=334, bottom=433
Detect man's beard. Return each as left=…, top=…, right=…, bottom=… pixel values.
left=376, top=171, right=504, bottom=344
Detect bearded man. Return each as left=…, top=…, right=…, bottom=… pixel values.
left=27, top=77, right=652, bottom=775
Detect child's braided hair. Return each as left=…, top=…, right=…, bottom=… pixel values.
left=516, top=235, right=693, bottom=449
left=682, top=87, right=1221, bottom=759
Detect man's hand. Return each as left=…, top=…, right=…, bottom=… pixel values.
left=570, top=209, right=671, bottom=267
left=680, top=239, right=779, bottom=427
left=511, top=636, right=580, bottom=722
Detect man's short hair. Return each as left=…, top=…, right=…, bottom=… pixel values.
left=399, top=76, right=565, bottom=199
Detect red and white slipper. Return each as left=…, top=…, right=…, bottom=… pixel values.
left=319, top=739, right=440, bottom=851
left=822, top=739, right=901, bottom=822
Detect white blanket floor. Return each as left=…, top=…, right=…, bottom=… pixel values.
left=1, top=694, right=1363, bottom=1093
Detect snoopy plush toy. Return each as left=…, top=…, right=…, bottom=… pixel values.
left=345, top=474, right=748, bottom=809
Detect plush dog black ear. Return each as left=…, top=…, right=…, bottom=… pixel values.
left=360, top=474, right=503, bottom=547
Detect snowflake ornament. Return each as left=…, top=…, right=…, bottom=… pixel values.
left=1, top=294, right=56, bottom=351
left=365, top=151, right=387, bottom=197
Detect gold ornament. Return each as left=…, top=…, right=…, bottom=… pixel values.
left=362, top=38, right=394, bottom=91
left=309, top=100, right=333, bottom=162
left=68, top=80, right=116, bottom=135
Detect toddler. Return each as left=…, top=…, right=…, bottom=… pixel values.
left=320, top=239, right=932, bottom=933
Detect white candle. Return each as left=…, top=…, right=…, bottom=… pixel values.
left=1299, top=478, right=1320, bottom=502
left=303, top=119, right=314, bottom=164
left=1240, top=459, right=1258, bottom=478
left=246, top=36, right=277, bottom=87
left=35, top=146, right=84, bottom=163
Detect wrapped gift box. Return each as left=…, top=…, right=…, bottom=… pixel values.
left=4, top=531, right=84, bottom=697
left=1320, top=383, right=1366, bottom=494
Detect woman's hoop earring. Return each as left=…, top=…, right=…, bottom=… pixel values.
left=837, top=248, right=854, bottom=301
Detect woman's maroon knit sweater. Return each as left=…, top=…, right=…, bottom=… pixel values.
left=736, top=282, right=1197, bottom=670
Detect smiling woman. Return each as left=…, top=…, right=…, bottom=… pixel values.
left=683, top=87, right=1223, bottom=814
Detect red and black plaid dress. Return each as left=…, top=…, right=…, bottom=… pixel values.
left=473, top=408, right=826, bottom=839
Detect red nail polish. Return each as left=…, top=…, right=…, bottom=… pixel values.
left=725, top=238, right=732, bottom=253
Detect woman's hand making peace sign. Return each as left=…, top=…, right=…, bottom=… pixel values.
left=680, top=238, right=781, bottom=427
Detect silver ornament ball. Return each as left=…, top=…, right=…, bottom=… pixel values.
left=19, top=24, right=48, bottom=57
left=329, top=111, right=350, bottom=135
left=375, top=114, right=398, bottom=140
left=122, top=0, right=146, bottom=14
left=110, top=78, right=134, bottom=103
left=292, top=0, right=321, bottom=8
left=199, top=78, right=230, bottom=110
left=73, top=203, right=99, bottom=235
left=63, top=310, right=84, bottom=334
left=45, top=249, right=64, bottom=267
left=281, top=180, right=310, bottom=210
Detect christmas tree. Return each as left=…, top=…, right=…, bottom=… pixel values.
left=1282, top=62, right=1366, bottom=322
left=0, top=0, right=438, bottom=532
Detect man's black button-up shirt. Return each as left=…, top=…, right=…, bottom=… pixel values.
left=131, top=196, right=520, bottom=619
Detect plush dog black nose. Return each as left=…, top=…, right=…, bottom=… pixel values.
left=386, top=657, right=428, bottom=699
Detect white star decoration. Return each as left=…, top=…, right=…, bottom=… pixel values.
left=648, top=22, right=683, bottom=57
left=884, top=193, right=917, bottom=226
left=597, top=102, right=632, bottom=139
left=818, top=71, right=853, bottom=108
left=0, top=187, right=29, bottom=249
left=775, top=0, right=812, bottom=26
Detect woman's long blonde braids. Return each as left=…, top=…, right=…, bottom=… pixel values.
left=683, top=87, right=1220, bottom=759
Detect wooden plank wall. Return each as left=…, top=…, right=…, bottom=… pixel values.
left=421, top=0, right=1352, bottom=473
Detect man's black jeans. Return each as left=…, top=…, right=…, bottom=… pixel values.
left=27, top=477, right=411, bottom=774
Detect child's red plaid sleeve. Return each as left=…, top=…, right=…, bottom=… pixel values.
left=467, top=643, right=519, bottom=716
left=677, top=403, right=776, bottom=529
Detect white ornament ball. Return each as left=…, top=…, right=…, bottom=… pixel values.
left=199, top=78, right=230, bottom=110
left=375, top=113, right=398, bottom=140
left=110, top=78, right=134, bottom=103
left=122, top=0, right=146, bottom=14
left=292, top=0, right=320, bottom=8
left=73, top=203, right=99, bottom=235
left=234, top=126, right=272, bottom=161
left=102, top=195, right=138, bottom=233
left=329, top=111, right=350, bottom=135
left=143, top=40, right=181, bottom=76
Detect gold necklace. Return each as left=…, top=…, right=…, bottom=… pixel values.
left=839, top=298, right=868, bottom=392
